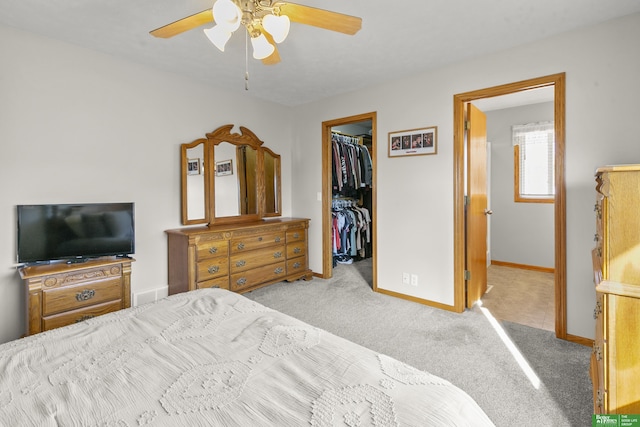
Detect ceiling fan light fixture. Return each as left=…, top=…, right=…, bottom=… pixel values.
left=251, top=33, right=275, bottom=59
left=262, top=14, right=290, bottom=44
left=204, top=25, right=232, bottom=52
left=212, top=0, right=242, bottom=32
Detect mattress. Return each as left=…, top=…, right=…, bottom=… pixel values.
left=0, top=288, right=494, bottom=426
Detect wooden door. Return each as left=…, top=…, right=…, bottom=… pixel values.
left=466, top=103, right=488, bottom=308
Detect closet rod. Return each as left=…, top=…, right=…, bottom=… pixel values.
left=331, top=131, right=363, bottom=145
left=332, top=130, right=359, bottom=138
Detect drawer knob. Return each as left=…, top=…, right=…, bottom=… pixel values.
left=274, top=251, right=282, bottom=258
left=236, top=260, right=246, bottom=267
left=75, top=314, right=95, bottom=323
left=208, top=266, right=219, bottom=274
left=275, top=236, right=281, bottom=243
left=596, top=389, right=604, bottom=408
left=293, top=247, right=301, bottom=254
left=209, top=247, right=218, bottom=254
left=258, top=236, right=263, bottom=241
left=593, top=301, right=602, bottom=319
left=75, top=289, right=96, bottom=302
left=293, top=233, right=300, bottom=239
left=274, top=267, right=284, bottom=274
left=237, top=278, right=247, bottom=286
left=237, top=242, right=245, bottom=250
left=293, top=262, right=301, bottom=269
left=593, top=343, right=602, bottom=361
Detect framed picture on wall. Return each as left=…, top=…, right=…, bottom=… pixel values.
left=215, top=159, right=233, bottom=176
left=187, top=158, right=201, bottom=175
left=388, top=126, right=437, bottom=157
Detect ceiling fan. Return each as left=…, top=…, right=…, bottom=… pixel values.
left=150, top=0, right=362, bottom=65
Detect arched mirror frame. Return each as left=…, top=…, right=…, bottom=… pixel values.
left=180, top=124, right=281, bottom=226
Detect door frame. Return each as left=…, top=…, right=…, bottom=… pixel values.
left=453, top=73, right=568, bottom=339
left=321, top=112, right=377, bottom=288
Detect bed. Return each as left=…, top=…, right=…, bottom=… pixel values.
left=0, top=288, right=494, bottom=426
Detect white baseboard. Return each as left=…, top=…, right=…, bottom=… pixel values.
left=132, top=287, right=169, bottom=306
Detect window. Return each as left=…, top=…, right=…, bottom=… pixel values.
left=513, top=121, right=555, bottom=203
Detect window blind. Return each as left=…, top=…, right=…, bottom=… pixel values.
left=512, top=121, right=555, bottom=198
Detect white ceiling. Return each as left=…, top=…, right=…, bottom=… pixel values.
left=2, top=1, right=640, bottom=107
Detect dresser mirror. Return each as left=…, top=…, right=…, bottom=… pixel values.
left=214, top=143, right=258, bottom=218
left=263, top=147, right=281, bottom=216
left=181, top=138, right=209, bottom=225
left=180, top=125, right=281, bottom=225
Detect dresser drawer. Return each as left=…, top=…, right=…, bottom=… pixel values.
left=197, top=276, right=230, bottom=290
left=286, top=242, right=306, bottom=259
left=196, top=240, right=229, bottom=261
left=230, top=262, right=287, bottom=292
left=287, top=257, right=307, bottom=275
left=42, top=278, right=123, bottom=316
left=230, top=231, right=285, bottom=253
left=286, top=228, right=305, bottom=243
left=43, top=300, right=123, bottom=331
left=230, top=245, right=286, bottom=273
left=197, top=258, right=229, bottom=282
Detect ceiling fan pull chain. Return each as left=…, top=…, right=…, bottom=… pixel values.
left=245, top=29, right=249, bottom=91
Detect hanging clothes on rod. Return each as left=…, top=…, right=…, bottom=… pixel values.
left=332, top=197, right=371, bottom=265
left=331, top=132, right=373, bottom=198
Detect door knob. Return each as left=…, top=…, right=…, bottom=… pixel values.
left=484, top=209, right=493, bottom=215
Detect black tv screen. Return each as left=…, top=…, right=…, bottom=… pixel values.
left=17, top=203, right=135, bottom=264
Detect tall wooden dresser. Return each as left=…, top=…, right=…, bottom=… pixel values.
left=591, top=165, right=640, bottom=414
left=166, top=218, right=313, bottom=295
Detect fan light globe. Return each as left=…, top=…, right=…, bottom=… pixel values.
left=251, top=34, right=275, bottom=59
left=262, top=14, right=290, bottom=44
left=204, top=25, right=232, bottom=51
left=212, top=0, right=241, bottom=32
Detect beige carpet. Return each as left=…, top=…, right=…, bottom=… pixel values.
left=482, top=264, right=555, bottom=331
left=245, top=260, right=592, bottom=427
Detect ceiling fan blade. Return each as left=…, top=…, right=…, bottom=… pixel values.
left=150, top=9, right=213, bottom=38
left=261, top=30, right=281, bottom=65
left=277, top=3, right=362, bottom=35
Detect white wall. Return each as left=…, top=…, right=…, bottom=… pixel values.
left=486, top=102, right=555, bottom=268
left=3, top=12, right=640, bottom=343
left=0, top=25, right=293, bottom=343
left=292, top=13, right=640, bottom=339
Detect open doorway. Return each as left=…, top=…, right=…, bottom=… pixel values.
left=321, top=112, right=377, bottom=290
left=453, top=73, right=570, bottom=340
left=475, top=89, right=556, bottom=332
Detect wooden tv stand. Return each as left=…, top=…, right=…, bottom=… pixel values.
left=19, top=257, right=133, bottom=336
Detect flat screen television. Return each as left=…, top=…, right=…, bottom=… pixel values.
left=16, top=202, right=135, bottom=265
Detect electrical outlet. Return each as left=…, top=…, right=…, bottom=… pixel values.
left=411, top=274, right=418, bottom=286
left=402, top=272, right=410, bottom=285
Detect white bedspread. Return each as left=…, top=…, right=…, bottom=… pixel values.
left=0, top=288, right=494, bottom=426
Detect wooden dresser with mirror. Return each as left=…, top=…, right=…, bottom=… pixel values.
left=166, top=124, right=312, bottom=295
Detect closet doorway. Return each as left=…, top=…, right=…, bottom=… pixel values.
left=321, top=112, right=377, bottom=290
